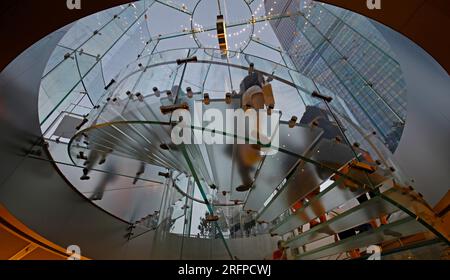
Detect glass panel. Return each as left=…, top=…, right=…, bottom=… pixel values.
left=296, top=217, right=429, bottom=260
left=270, top=176, right=368, bottom=236
left=179, top=144, right=234, bottom=259
left=381, top=240, right=448, bottom=260
left=244, top=122, right=323, bottom=212
left=285, top=196, right=399, bottom=249
left=39, top=56, right=82, bottom=122
left=257, top=139, right=356, bottom=223
left=381, top=188, right=450, bottom=242
left=201, top=99, right=241, bottom=193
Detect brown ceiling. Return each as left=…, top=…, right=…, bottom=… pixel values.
left=0, top=204, right=84, bottom=260
left=0, top=0, right=448, bottom=73
left=0, top=217, right=67, bottom=260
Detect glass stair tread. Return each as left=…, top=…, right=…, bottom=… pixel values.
left=200, top=99, right=242, bottom=193
left=270, top=178, right=368, bottom=236
left=295, top=217, right=429, bottom=260
left=243, top=123, right=324, bottom=211
left=285, top=196, right=398, bottom=249
left=257, top=139, right=356, bottom=223
left=381, top=187, right=450, bottom=243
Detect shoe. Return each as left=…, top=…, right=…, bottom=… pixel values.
left=309, top=219, right=320, bottom=228
left=236, top=185, right=252, bottom=192
left=80, top=175, right=90, bottom=181
left=383, top=229, right=402, bottom=238
left=90, top=194, right=103, bottom=201
left=206, top=215, right=219, bottom=222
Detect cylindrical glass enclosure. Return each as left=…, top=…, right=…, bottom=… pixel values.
left=33, top=1, right=448, bottom=260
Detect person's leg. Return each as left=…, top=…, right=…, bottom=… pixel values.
left=357, top=193, right=379, bottom=228
left=293, top=199, right=312, bottom=228
left=236, top=144, right=259, bottom=191
left=237, top=160, right=253, bottom=191
left=80, top=151, right=100, bottom=180
left=338, top=228, right=360, bottom=259
left=306, top=189, right=327, bottom=227
left=349, top=249, right=361, bottom=259
left=379, top=215, right=388, bottom=225
left=368, top=191, right=389, bottom=226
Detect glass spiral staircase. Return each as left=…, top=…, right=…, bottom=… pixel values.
left=33, top=1, right=449, bottom=259
left=59, top=48, right=448, bottom=259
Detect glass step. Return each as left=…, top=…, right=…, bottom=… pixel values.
left=381, top=187, right=450, bottom=243
left=296, top=217, right=428, bottom=260
left=201, top=99, right=245, bottom=194
left=257, top=139, right=356, bottom=223
left=244, top=123, right=323, bottom=211
left=285, top=196, right=398, bottom=249
left=270, top=178, right=368, bottom=236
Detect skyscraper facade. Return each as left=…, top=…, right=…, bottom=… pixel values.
left=265, top=0, right=408, bottom=152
